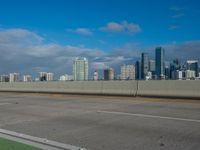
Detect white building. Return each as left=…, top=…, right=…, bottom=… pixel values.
left=73, top=57, right=88, bottom=81
left=93, top=70, right=98, bottom=81
left=23, top=75, right=32, bottom=82
left=9, top=73, right=19, bottom=82
left=59, top=74, right=73, bottom=81
left=176, top=70, right=183, bottom=80
left=120, top=64, right=135, bottom=80
left=46, top=73, right=54, bottom=81
left=185, top=70, right=195, bottom=79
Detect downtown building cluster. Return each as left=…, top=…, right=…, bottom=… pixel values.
left=136, top=47, right=199, bottom=80
left=0, top=47, right=199, bottom=82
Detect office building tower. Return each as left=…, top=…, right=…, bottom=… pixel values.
left=73, top=57, right=88, bottom=81
left=149, top=60, right=155, bottom=72
left=165, top=66, right=170, bottom=80
left=120, top=64, right=135, bottom=80
left=93, top=70, right=98, bottom=81
left=186, top=60, right=199, bottom=77
left=141, top=53, right=149, bottom=79
left=170, top=59, right=181, bottom=79
left=135, top=61, right=141, bottom=80
left=23, top=75, right=32, bottom=82
left=9, top=73, right=19, bottom=82
left=104, top=68, right=114, bottom=80
left=155, top=47, right=165, bottom=79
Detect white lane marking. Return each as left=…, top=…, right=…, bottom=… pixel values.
left=97, top=110, right=200, bottom=123
left=0, top=128, right=87, bottom=150
left=0, top=103, right=11, bottom=106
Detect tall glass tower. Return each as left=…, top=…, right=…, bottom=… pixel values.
left=73, top=57, right=88, bottom=81
left=155, top=47, right=165, bottom=79
left=141, top=53, right=149, bottom=79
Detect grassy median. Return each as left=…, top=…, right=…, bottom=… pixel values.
left=0, top=137, right=42, bottom=150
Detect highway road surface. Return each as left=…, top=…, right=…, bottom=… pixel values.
left=0, top=92, right=199, bottom=150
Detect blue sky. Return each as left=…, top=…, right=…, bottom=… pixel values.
left=0, top=0, right=199, bottom=78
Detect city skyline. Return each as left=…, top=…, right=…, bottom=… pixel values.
left=0, top=0, right=199, bottom=78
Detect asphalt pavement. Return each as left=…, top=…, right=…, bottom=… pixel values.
left=0, top=92, right=199, bottom=150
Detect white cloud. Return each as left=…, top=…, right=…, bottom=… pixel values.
left=168, top=25, right=179, bottom=30
left=67, top=28, right=93, bottom=36
left=170, top=7, right=185, bottom=11
left=172, top=13, right=185, bottom=18
left=100, top=22, right=124, bottom=32
left=99, top=21, right=142, bottom=34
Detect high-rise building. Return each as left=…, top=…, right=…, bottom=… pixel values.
left=155, top=47, right=165, bottom=79
left=135, top=61, right=141, bottom=80
left=149, top=60, right=155, bottom=72
left=0, top=75, right=9, bottom=82
left=186, top=60, right=199, bottom=77
left=120, top=64, right=135, bottom=80
left=23, top=75, right=32, bottom=82
left=9, top=73, right=19, bottom=82
left=141, top=53, right=149, bottom=79
left=104, top=68, right=114, bottom=80
left=170, top=59, right=181, bottom=79
left=73, top=57, right=88, bottom=81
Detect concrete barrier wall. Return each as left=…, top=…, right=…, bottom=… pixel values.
left=137, top=80, right=200, bottom=99
left=0, top=80, right=138, bottom=96
left=0, top=80, right=200, bottom=98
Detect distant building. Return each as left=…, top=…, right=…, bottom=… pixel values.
left=120, top=64, right=135, bottom=80
left=0, top=75, right=9, bottom=82
left=59, top=74, right=73, bottom=81
left=135, top=61, right=141, bottom=80
left=149, top=60, right=155, bottom=72
left=93, top=70, right=98, bottom=81
left=170, top=59, right=181, bottom=79
left=185, top=70, right=195, bottom=79
left=23, top=75, right=32, bottom=82
left=186, top=60, right=199, bottom=77
left=9, top=73, right=19, bottom=82
left=141, top=53, right=149, bottom=80
left=73, top=57, right=88, bottom=81
left=104, top=68, right=114, bottom=80
left=155, top=47, right=165, bottom=79
left=39, top=72, right=54, bottom=81
left=176, top=70, right=183, bottom=80
left=39, top=72, right=47, bottom=81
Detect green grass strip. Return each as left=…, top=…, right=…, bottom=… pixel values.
left=0, top=137, right=42, bottom=150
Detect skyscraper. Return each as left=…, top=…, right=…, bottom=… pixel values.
left=73, top=57, right=88, bottom=81
left=141, top=53, right=149, bottom=79
left=186, top=60, right=199, bottom=77
left=155, top=47, right=165, bottom=79
left=104, top=68, right=114, bottom=80
left=120, top=64, right=135, bottom=80
left=135, top=61, right=141, bottom=80
left=149, top=60, right=155, bottom=72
